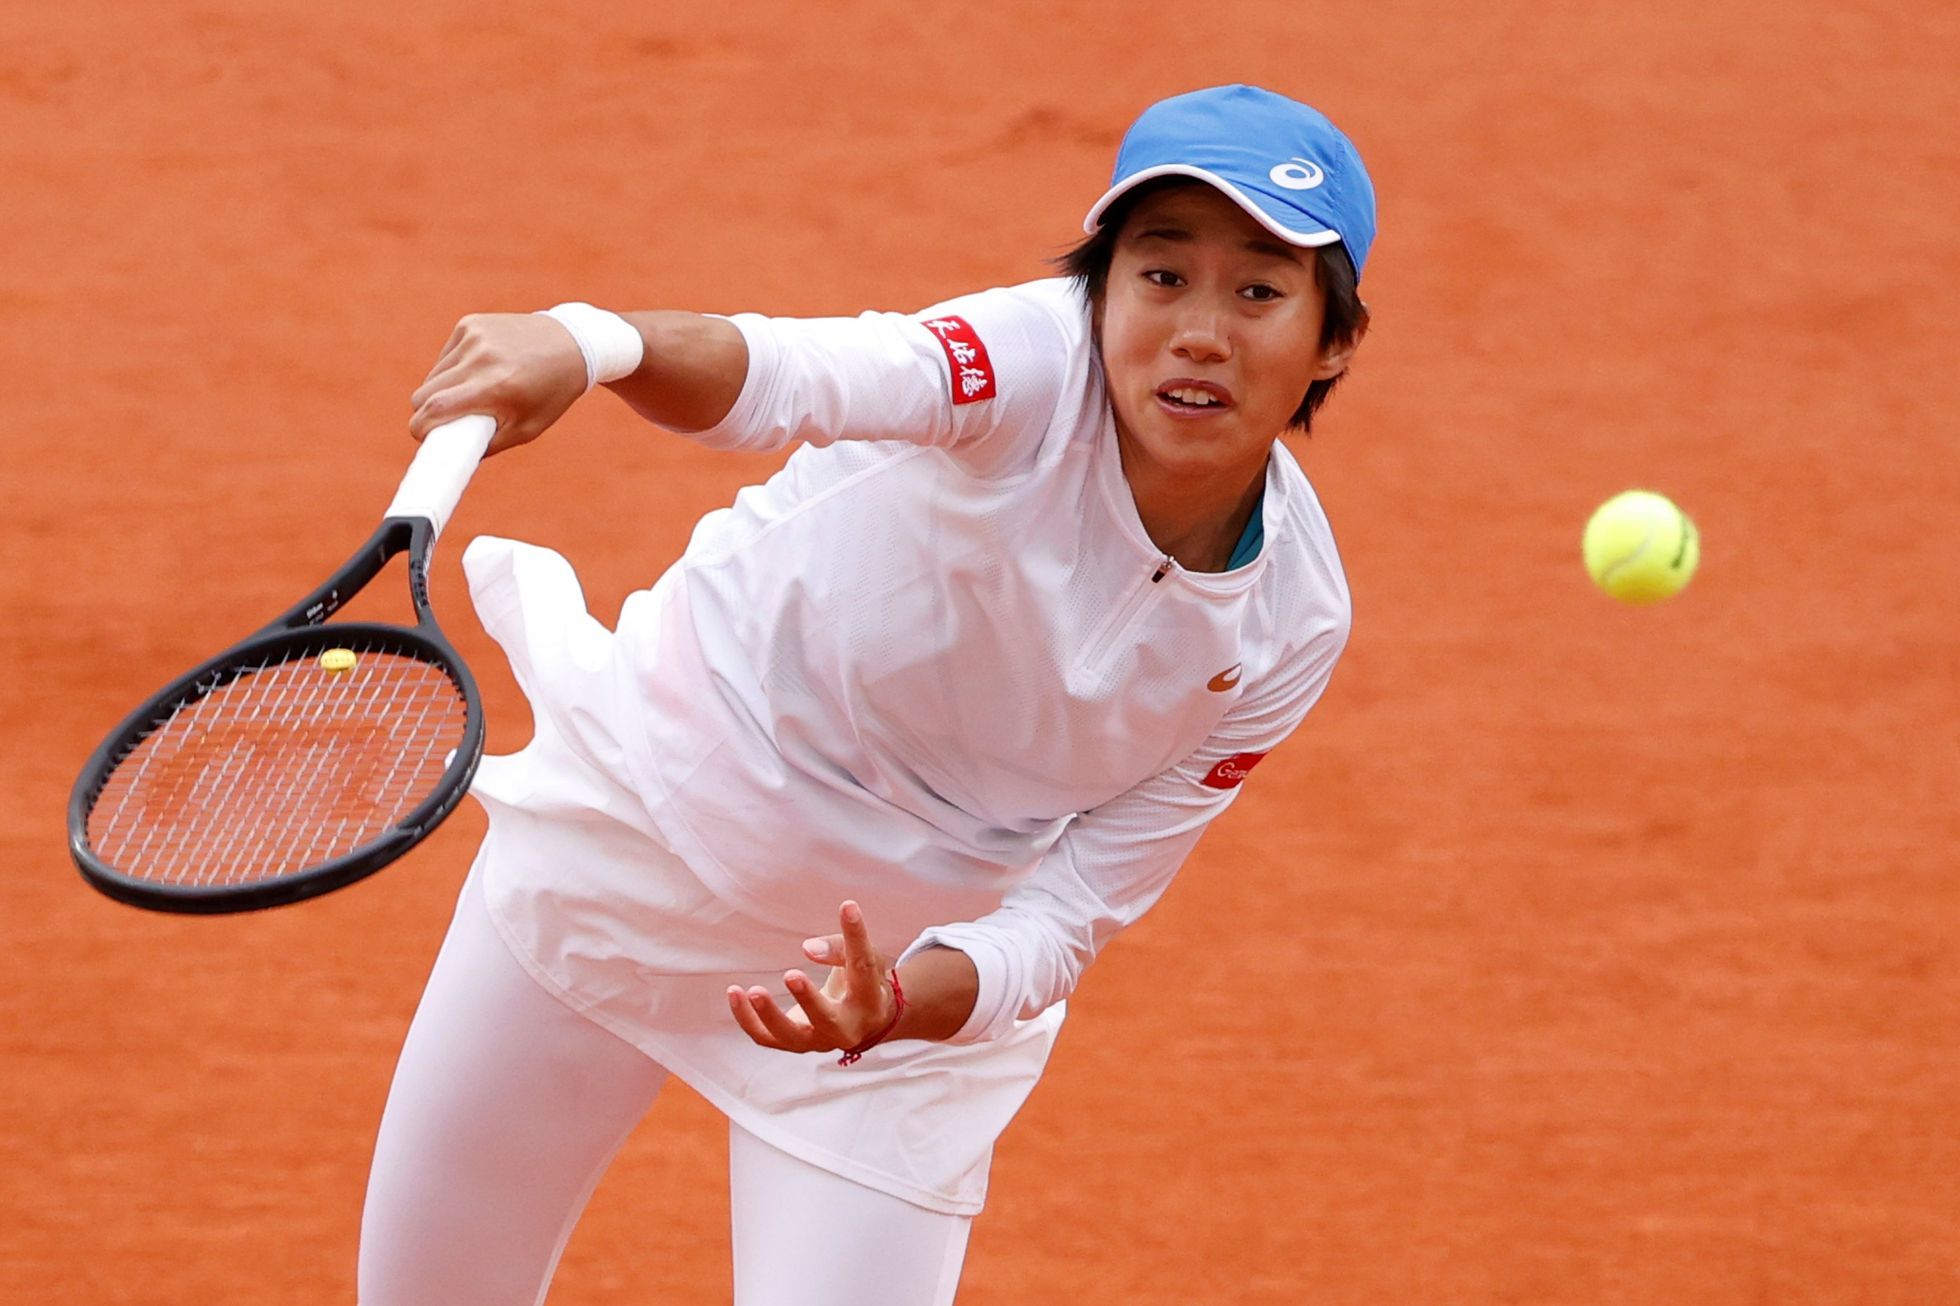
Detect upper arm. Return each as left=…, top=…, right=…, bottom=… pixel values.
left=684, top=281, right=1084, bottom=464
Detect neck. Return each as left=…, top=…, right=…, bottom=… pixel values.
left=1115, top=426, right=1268, bottom=573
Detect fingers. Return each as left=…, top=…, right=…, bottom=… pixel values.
left=835, top=900, right=888, bottom=1005
left=727, top=984, right=815, bottom=1052
left=789, top=967, right=864, bottom=1043
left=419, top=320, right=467, bottom=386
left=410, top=317, right=480, bottom=415
left=724, top=970, right=862, bottom=1053
left=409, top=358, right=470, bottom=415
left=406, top=313, right=586, bottom=452
left=727, top=985, right=783, bottom=1049
left=726, top=902, right=897, bottom=1056
left=408, top=383, right=488, bottom=443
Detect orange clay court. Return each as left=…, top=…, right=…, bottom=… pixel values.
left=2, top=3, right=1955, bottom=1302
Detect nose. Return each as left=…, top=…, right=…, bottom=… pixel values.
left=1169, top=303, right=1231, bottom=364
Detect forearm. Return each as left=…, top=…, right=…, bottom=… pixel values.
left=604, top=311, right=750, bottom=434
left=891, top=945, right=979, bottom=1044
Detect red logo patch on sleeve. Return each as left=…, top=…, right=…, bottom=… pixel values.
left=1200, top=752, right=1268, bottom=790
left=919, top=315, right=997, bottom=405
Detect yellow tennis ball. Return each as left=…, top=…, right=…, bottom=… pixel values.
left=1583, top=491, right=1700, bottom=604
left=319, top=648, right=359, bottom=674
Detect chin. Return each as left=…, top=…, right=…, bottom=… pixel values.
left=1141, top=418, right=1261, bottom=469
left=1151, top=437, right=1254, bottom=480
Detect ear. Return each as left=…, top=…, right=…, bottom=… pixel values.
left=1310, top=300, right=1370, bottom=381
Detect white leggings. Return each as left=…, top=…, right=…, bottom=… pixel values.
left=358, top=873, right=973, bottom=1305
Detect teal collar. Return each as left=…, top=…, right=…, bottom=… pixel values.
left=1226, top=492, right=1264, bottom=570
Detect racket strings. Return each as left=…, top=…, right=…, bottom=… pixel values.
left=86, top=641, right=469, bottom=886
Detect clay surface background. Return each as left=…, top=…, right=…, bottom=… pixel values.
left=3, top=2, right=1954, bottom=1301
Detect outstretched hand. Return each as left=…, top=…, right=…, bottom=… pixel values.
left=728, top=901, right=900, bottom=1057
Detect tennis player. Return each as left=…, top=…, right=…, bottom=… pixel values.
left=361, top=83, right=1375, bottom=1305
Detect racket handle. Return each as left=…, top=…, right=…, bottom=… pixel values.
left=385, top=414, right=496, bottom=539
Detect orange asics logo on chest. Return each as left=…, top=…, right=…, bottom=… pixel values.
left=921, top=316, right=996, bottom=405
left=1201, top=752, right=1267, bottom=790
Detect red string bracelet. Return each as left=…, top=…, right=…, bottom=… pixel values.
left=838, top=969, right=906, bottom=1066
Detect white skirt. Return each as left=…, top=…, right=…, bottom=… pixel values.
left=460, top=535, right=1064, bottom=1216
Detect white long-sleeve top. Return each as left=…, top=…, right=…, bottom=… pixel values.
left=617, top=277, right=1350, bottom=1035
left=462, top=276, right=1351, bottom=1212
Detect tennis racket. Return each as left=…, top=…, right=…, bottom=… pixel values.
left=68, top=415, right=497, bottom=914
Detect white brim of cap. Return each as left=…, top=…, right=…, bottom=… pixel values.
left=1081, top=164, right=1343, bottom=248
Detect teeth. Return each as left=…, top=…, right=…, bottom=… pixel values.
left=1166, top=387, right=1220, bottom=406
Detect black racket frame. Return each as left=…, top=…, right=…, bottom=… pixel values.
left=68, top=517, right=485, bottom=914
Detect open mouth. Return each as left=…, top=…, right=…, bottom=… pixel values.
left=1154, top=380, right=1234, bottom=414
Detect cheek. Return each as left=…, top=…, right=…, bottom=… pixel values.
left=1251, top=347, right=1319, bottom=415
left=1096, top=297, right=1160, bottom=390
left=1246, top=316, right=1327, bottom=416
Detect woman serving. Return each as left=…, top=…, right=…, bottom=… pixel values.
left=361, top=83, right=1376, bottom=1306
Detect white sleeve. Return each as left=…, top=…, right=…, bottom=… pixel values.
left=684, top=282, right=1078, bottom=461
left=898, top=618, right=1349, bottom=1044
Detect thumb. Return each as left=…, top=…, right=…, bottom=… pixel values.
left=803, top=934, right=845, bottom=964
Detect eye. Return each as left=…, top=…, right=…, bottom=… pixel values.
left=1142, top=269, right=1185, bottom=289
left=1241, top=283, right=1284, bottom=302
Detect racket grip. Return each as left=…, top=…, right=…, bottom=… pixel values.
left=385, top=414, right=496, bottom=539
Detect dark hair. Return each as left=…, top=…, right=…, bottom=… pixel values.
left=1054, top=178, right=1367, bottom=433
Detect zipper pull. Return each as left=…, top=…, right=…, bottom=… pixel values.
left=1151, top=556, right=1172, bottom=583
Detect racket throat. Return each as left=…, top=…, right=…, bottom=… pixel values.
left=263, top=518, right=425, bottom=632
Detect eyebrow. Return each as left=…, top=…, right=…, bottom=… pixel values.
left=1130, top=224, right=1195, bottom=244
left=1130, top=225, right=1306, bottom=264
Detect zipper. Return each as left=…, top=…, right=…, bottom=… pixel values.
left=1074, top=554, right=1176, bottom=677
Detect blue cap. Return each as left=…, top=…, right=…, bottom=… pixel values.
left=1084, top=85, right=1377, bottom=281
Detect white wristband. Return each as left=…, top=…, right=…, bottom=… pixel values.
left=537, top=302, right=646, bottom=391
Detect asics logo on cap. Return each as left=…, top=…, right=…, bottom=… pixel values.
left=1268, top=157, right=1326, bottom=190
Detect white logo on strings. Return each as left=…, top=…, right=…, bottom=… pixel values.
left=1269, top=158, right=1326, bottom=190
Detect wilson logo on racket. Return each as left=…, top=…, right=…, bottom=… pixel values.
left=1200, top=751, right=1267, bottom=790
left=920, top=316, right=996, bottom=406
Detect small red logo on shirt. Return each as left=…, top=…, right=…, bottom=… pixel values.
left=1201, top=752, right=1268, bottom=790
left=920, top=315, right=996, bottom=405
